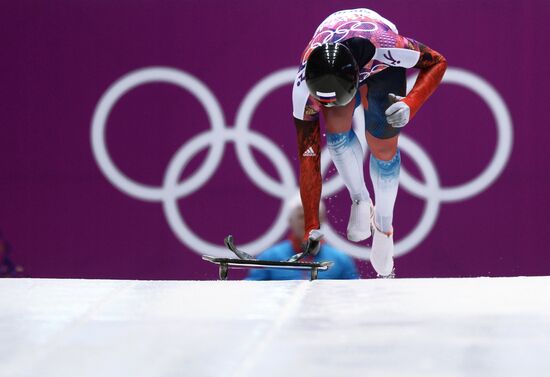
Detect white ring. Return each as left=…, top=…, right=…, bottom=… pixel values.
left=162, top=129, right=294, bottom=256
left=91, top=67, right=226, bottom=201
left=234, top=68, right=298, bottom=198
left=404, top=68, right=513, bottom=202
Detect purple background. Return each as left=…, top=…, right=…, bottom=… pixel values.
left=1, top=1, right=549, bottom=280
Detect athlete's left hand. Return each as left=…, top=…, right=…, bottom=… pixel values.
left=385, top=93, right=410, bottom=128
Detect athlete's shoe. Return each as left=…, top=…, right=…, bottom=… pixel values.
left=371, top=224, right=395, bottom=277
left=347, top=200, right=373, bottom=242
left=377, top=268, right=396, bottom=279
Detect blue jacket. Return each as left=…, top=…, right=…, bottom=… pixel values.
left=245, top=240, right=359, bottom=280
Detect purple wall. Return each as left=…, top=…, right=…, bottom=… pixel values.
left=1, top=1, right=549, bottom=279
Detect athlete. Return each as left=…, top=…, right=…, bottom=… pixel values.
left=293, top=8, right=447, bottom=277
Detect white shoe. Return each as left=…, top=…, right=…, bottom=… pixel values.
left=371, top=224, right=395, bottom=277
left=347, top=200, right=373, bottom=242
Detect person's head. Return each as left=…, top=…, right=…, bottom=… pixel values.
left=288, top=199, right=327, bottom=240
left=305, top=42, right=359, bottom=107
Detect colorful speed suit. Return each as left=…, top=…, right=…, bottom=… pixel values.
left=292, top=8, right=447, bottom=238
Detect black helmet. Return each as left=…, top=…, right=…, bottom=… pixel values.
left=305, top=43, right=359, bottom=107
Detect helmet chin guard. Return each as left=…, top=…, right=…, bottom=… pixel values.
left=305, top=43, right=359, bottom=107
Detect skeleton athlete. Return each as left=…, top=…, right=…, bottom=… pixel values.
left=293, top=8, right=447, bottom=277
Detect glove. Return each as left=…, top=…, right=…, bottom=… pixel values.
left=385, top=93, right=410, bottom=128
left=302, top=229, right=323, bottom=256
left=288, top=229, right=324, bottom=262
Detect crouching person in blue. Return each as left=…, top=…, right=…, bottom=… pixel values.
left=246, top=201, right=359, bottom=280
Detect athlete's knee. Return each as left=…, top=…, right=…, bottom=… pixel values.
left=370, top=149, right=401, bottom=180
left=326, top=130, right=356, bottom=156
left=366, top=132, right=399, bottom=160
left=369, top=144, right=398, bottom=161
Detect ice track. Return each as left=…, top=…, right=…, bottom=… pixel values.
left=1, top=277, right=549, bottom=377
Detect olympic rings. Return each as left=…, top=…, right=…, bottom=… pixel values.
left=91, top=66, right=512, bottom=260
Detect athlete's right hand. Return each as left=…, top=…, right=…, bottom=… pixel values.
left=303, top=229, right=324, bottom=256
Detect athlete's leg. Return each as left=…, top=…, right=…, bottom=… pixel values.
left=363, top=67, right=406, bottom=277
left=364, top=67, right=405, bottom=235
left=323, top=98, right=370, bottom=203
left=323, top=97, right=372, bottom=241
left=367, top=133, right=400, bottom=277
left=366, top=133, right=400, bottom=234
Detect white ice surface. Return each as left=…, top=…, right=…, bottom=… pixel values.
left=1, top=277, right=549, bottom=377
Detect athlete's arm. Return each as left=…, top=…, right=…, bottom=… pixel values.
left=402, top=41, right=447, bottom=118
left=294, top=117, right=322, bottom=239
